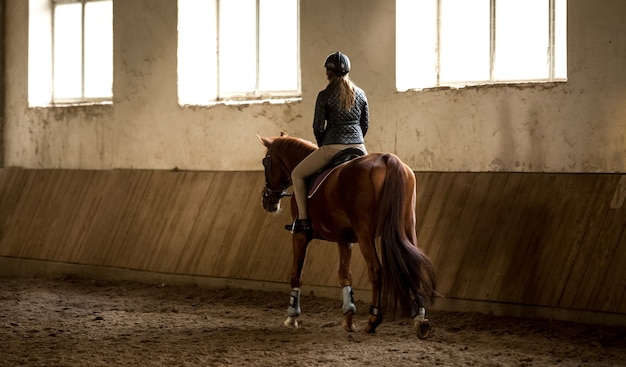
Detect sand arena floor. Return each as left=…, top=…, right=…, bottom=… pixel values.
left=1, top=276, right=625, bottom=366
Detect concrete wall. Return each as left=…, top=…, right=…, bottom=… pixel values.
left=4, top=0, right=626, bottom=172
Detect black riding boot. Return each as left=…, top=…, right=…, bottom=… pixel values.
left=285, top=219, right=312, bottom=234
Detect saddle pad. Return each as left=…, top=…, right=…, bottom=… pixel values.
left=307, top=165, right=341, bottom=199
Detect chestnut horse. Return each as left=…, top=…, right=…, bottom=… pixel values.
left=257, top=132, right=437, bottom=338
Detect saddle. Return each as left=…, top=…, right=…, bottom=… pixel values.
left=307, top=148, right=365, bottom=198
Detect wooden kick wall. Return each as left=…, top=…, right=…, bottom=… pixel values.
left=1, top=168, right=625, bottom=319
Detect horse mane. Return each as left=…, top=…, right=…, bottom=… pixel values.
left=273, top=135, right=317, bottom=163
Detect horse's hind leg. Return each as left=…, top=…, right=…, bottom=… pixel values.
left=285, top=233, right=311, bottom=328
left=337, top=242, right=356, bottom=332
left=412, top=294, right=434, bottom=339
left=357, top=236, right=383, bottom=334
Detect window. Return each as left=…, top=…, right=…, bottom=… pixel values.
left=178, top=0, right=300, bottom=105
left=29, top=0, right=113, bottom=106
left=396, top=0, right=567, bottom=91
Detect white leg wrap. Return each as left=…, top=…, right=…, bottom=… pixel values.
left=287, top=288, right=301, bottom=317
left=341, top=286, right=357, bottom=314
left=413, top=307, right=427, bottom=323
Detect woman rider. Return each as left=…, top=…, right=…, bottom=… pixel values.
left=286, top=51, right=369, bottom=234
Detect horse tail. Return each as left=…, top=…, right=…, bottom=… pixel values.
left=376, top=154, right=437, bottom=317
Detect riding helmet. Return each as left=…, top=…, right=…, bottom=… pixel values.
left=324, top=52, right=351, bottom=76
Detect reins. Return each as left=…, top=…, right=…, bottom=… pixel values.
left=262, top=152, right=292, bottom=200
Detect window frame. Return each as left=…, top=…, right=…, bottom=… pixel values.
left=396, top=0, right=567, bottom=91
left=177, top=0, right=301, bottom=106
left=51, top=0, right=113, bottom=105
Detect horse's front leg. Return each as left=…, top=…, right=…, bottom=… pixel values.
left=337, top=242, right=356, bottom=332
left=285, top=232, right=311, bottom=328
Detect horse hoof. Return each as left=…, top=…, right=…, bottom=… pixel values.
left=363, top=313, right=381, bottom=334
left=363, top=324, right=376, bottom=334
left=284, top=316, right=299, bottom=328
left=342, top=311, right=356, bottom=332
left=342, top=321, right=356, bottom=332
left=416, top=319, right=434, bottom=339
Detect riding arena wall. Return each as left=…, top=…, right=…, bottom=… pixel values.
left=1, top=168, right=625, bottom=326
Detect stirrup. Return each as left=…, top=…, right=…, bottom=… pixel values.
left=284, top=219, right=312, bottom=234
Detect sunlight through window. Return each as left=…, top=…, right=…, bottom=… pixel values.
left=28, top=0, right=53, bottom=107
left=52, top=0, right=112, bottom=103
left=396, top=0, right=567, bottom=91
left=177, top=0, right=217, bottom=104
left=178, top=0, right=300, bottom=105
left=84, top=1, right=113, bottom=99
left=395, top=0, right=437, bottom=90
left=440, top=0, right=490, bottom=84
left=53, top=3, right=82, bottom=99
left=219, top=0, right=257, bottom=95
left=494, top=0, right=549, bottom=81
left=259, top=0, right=299, bottom=92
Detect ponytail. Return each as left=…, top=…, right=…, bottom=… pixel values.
left=339, top=76, right=356, bottom=111
left=329, top=74, right=356, bottom=112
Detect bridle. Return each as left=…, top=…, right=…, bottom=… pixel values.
left=262, top=152, right=292, bottom=202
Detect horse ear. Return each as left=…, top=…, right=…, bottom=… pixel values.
left=256, top=134, right=272, bottom=147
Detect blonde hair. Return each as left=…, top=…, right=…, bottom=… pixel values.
left=328, top=72, right=356, bottom=111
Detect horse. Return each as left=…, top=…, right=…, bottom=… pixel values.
left=257, top=132, right=437, bottom=338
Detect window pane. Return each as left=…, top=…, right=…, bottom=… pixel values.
left=439, top=0, right=490, bottom=84
left=178, top=0, right=218, bottom=104
left=29, top=0, right=53, bottom=106
left=554, top=0, right=567, bottom=80
left=396, top=0, right=437, bottom=90
left=84, top=0, right=113, bottom=98
left=494, top=0, right=549, bottom=81
left=259, top=0, right=298, bottom=92
left=219, top=0, right=256, bottom=95
left=396, top=0, right=567, bottom=90
left=53, top=3, right=82, bottom=99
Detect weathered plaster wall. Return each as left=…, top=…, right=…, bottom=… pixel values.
left=4, top=0, right=626, bottom=172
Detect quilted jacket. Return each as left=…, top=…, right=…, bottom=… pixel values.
left=312, top=81, right=369, bottom=146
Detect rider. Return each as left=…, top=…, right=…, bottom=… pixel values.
left=286, top=51, right=369, bottom=234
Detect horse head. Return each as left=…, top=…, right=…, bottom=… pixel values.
left=257, top=132, right=293, bottom=213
